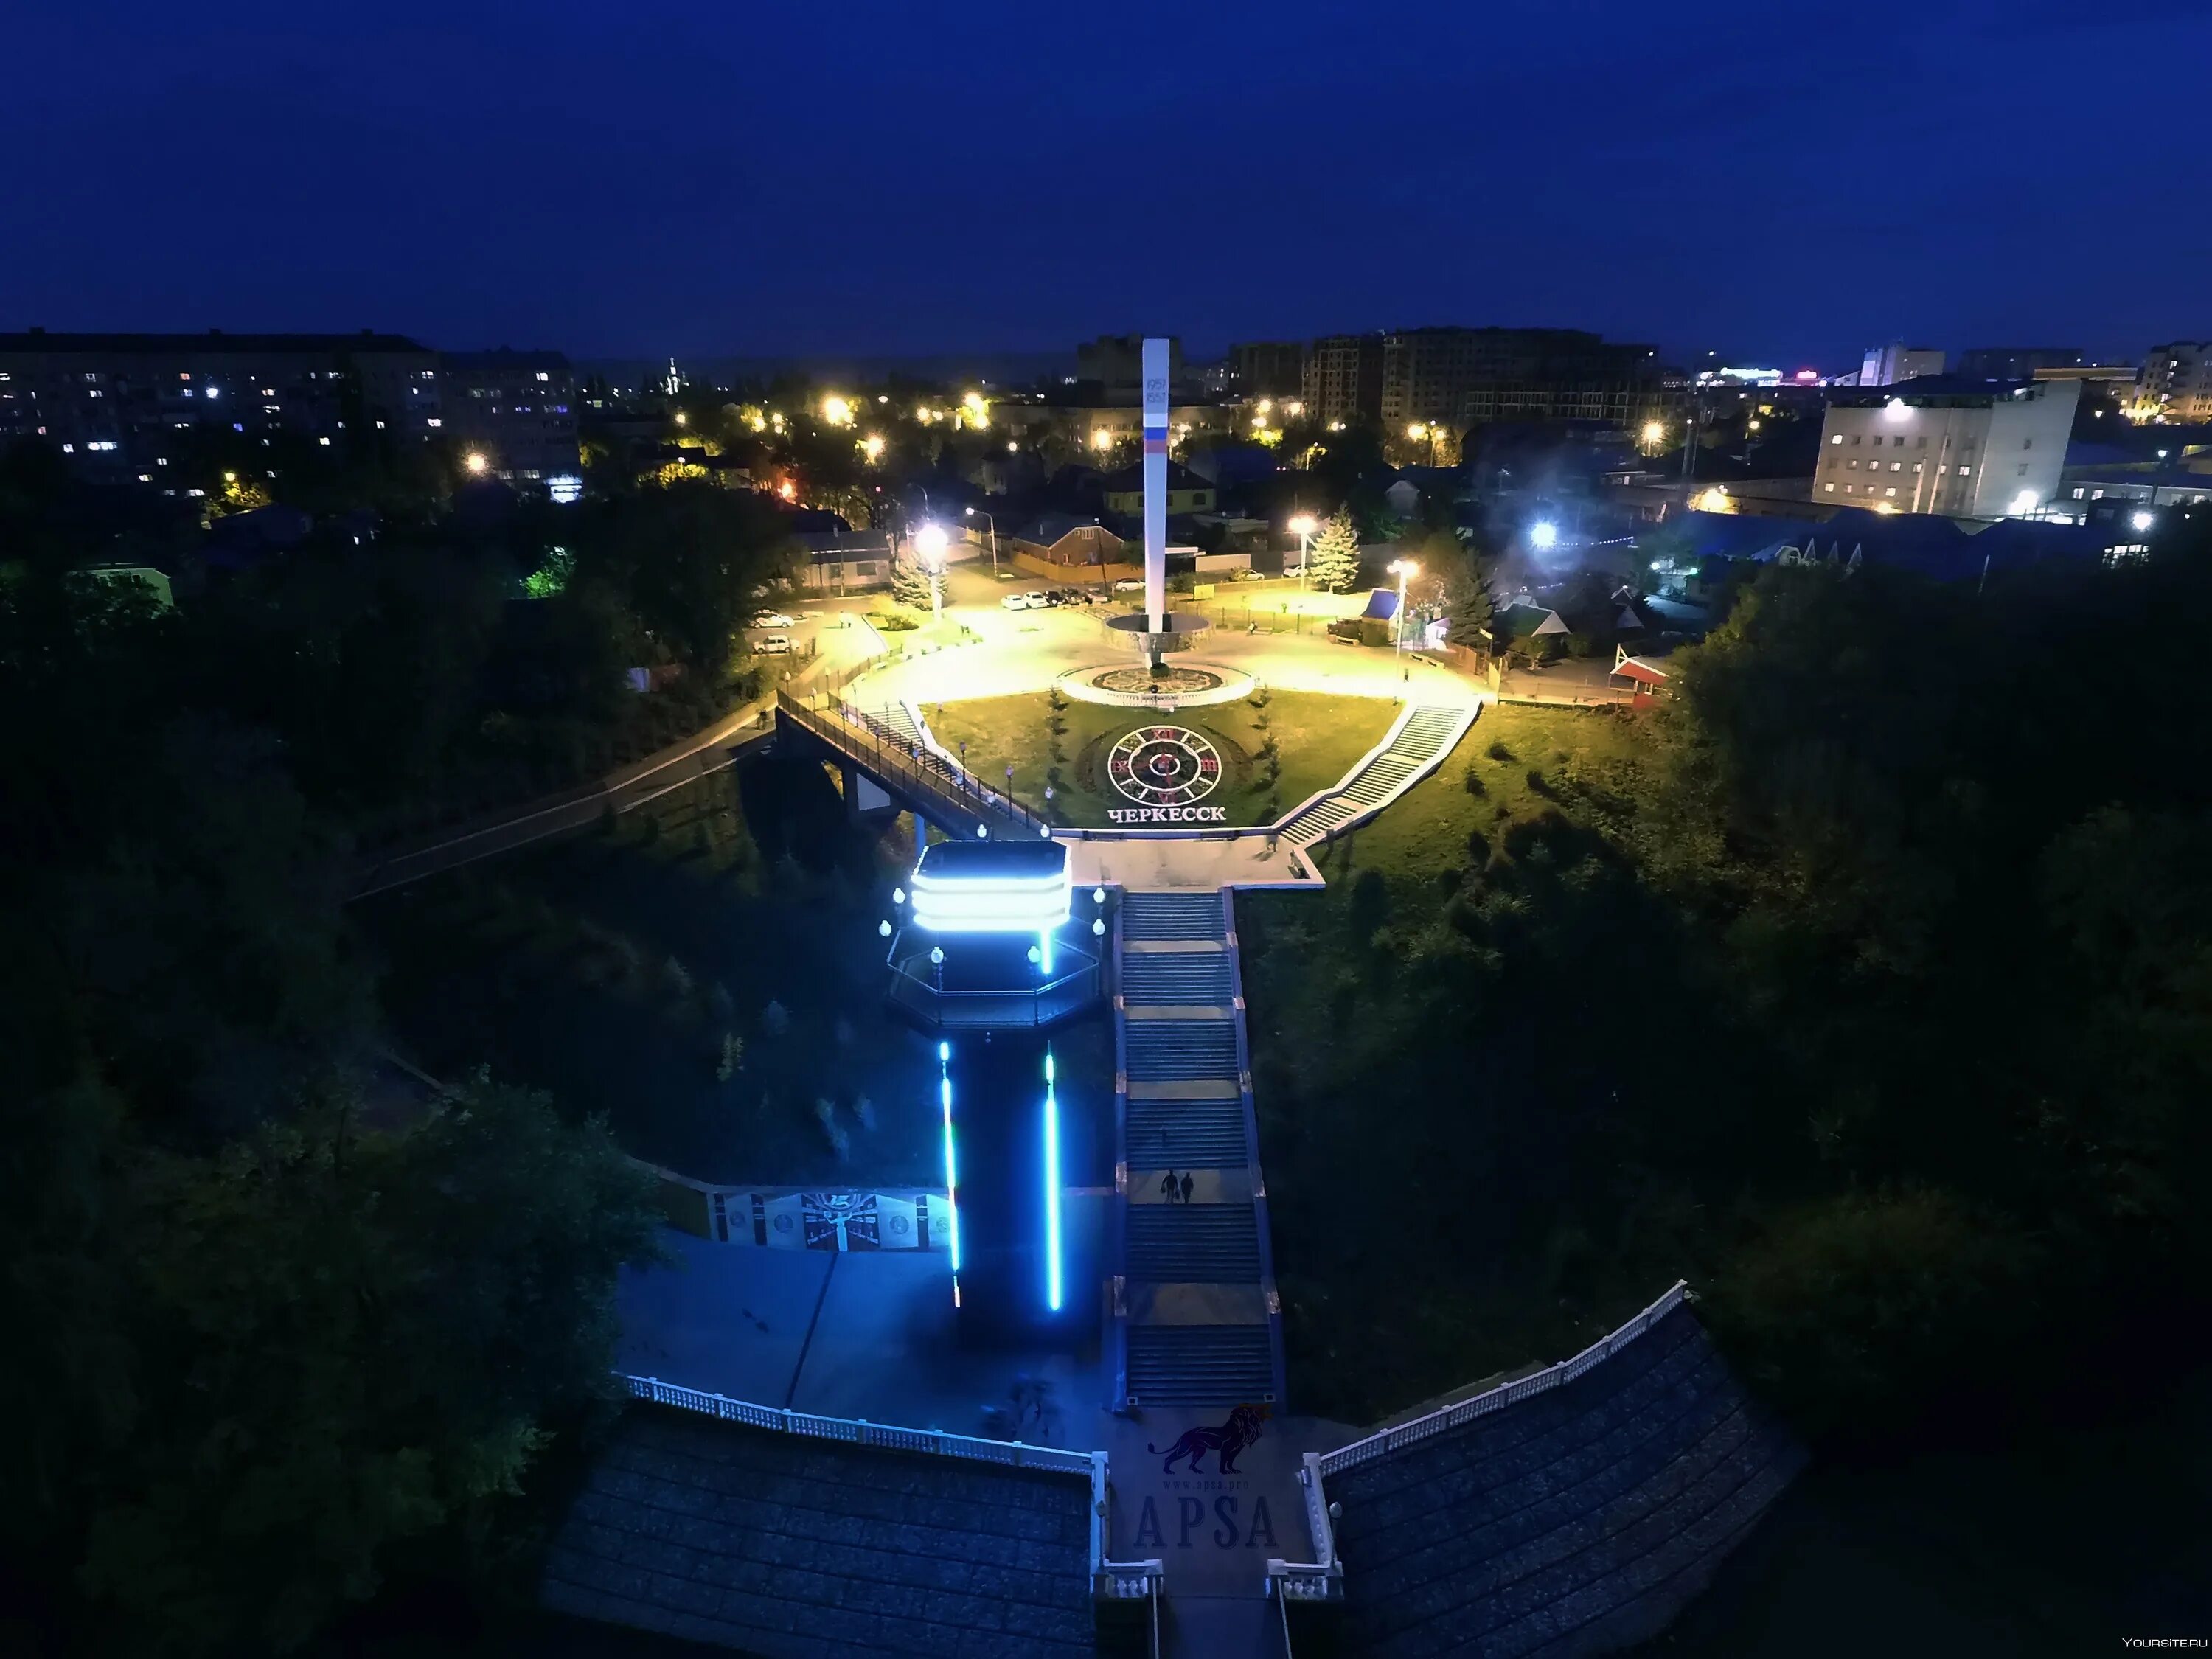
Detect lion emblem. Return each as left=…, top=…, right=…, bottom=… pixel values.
left=1148, top=1403, right=1270, bottom=1474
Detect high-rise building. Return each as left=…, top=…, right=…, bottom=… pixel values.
left=1226, top=341, right=1305, bottom=400
left=2131, top=341, right=2212, bottom=425
left=1815, top=378, right=2079, bottom=518
left=0, top=327, right=439, bottom=481
left=1377, top=326, right=1672, bottom=432
left=1859, top=343, right=1947, bottom=386
left=1074, top=335, right=1181, bottom=406
left=1301, top=334, right=1384, bottom=426
left=1955, top=347, right=2082, bottom=380
left=439, top=349, right=580, bottom=484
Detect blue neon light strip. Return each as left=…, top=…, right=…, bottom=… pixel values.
left=939, top=1042, right=961, bottom=1284
left=1043, top=1046, right=1062, bottom=1312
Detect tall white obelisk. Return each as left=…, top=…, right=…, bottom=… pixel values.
left=1141, top=337, right=1169, bottom=669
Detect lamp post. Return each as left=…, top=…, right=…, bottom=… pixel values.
left=1387, top=558, right=1419, bottom=659
left=964, top=505, right=998, bottom=576
left=915, top=523, right=948, bottom=623
left=1287, top=513, right=1317, bottom=591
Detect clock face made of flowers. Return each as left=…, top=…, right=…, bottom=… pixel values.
left=1107, top=726, right=1223, bottom=807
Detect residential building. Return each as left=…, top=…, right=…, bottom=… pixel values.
left=1302, top=334, right=1385, bottom=426
left=0, top=327, right=439, bottom=481
left=1955, top=347, right=2082, bottom=380
left=439, top=349, right=580, bottom=484
left=2131, top=341, right=2212, bottom=425
left=1101, top=460, right=1214, bottom=518
left=1814, top=377, right=2080, bottom=518
left=795, top=529, right=897, bottom=594
left=1858, top=343, right=1947, bottom=386
left=1377, top=327, right=1673, bottom=433
left=1227, top=341, right=1306, bottom=400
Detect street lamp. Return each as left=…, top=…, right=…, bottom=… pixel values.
left=1387, top=558, right=1419, bottom=659
left=1091, top=428, right=1116, bottom=456
left=915, top=522, right=948, bottom=622
left=1529, top=521, right=1559, bottom=551
left=1287, top=512, right=1318, bottom=589
left=1641, top=420, right=1665, bottom=453
left=964, top=505, right=999, bottom=575
left=464, top=451, right=489, bottom=476
left=861, top=434, right=886, bottom=463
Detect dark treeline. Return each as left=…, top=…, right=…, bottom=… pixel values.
left=1252, top=520, right=2212, bottom=1449
left=0, top=442, right=799, bottom=1655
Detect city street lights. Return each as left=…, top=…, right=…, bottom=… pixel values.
left=1641, top=420, right=1665, bottom=455
left=1387, top=558, right=1419, bottom=659
left=964, top=505, right=998, bottom=576
left=1287, top=512, right=1318, bottom=589
left=915, top=523, right=948, bottom=622
left=1529, top=521, right=1559, bottom=552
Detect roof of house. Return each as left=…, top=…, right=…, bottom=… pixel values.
left=1101, top=460, right=1211, bottom=494
left=1326, top=1304, right=1804, bottom=1659
left=541, top=1408, right=1097, bottom=1658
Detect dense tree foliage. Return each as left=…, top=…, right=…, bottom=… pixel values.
left=1, top=541, right=664, bottom=1653
left=1306, top=508, right=1364, bottom=592
left=1251, top=523, right=2212, bottom=1446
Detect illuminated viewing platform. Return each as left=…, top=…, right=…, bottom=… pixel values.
left=884, top=838, right=1107, bottom=1029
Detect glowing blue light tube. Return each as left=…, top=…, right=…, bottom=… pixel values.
left=1043, top=1046, right=1062, bottom=1313
left=939, top=1046, right=961, bottom=1287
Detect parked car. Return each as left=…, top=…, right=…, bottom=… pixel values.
left=999, top=592, right=1034, bottom=611
left=1113, top=577, right=1146, bottom=594
left=750, top=612, right=798, bottom=628
left=1229, top=567, right=1263, bottom=582
left=1022, top=591, right=1050, bottom=609
left=758, top=633, right=793, bottom=654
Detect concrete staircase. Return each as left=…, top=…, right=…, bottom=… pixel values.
left=1278, top=702, right=1475, bottom=846
left=1114, top=891, right=1284, bottom=1410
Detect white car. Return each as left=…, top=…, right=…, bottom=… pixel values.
left=751, top=611, right=798, bottom=628
left=1022, top=591, right=1050, bottom=609
left=1113, top=577, right=1146, bottom=594
left=757, top=633, right=793, bottom=654
left=1000, top=591, right=1046, bottom=612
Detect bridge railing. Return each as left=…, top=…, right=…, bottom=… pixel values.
left=1313, top=1280, right=1690, bottom=1478
left=776, top=691, right=1049, bottom=838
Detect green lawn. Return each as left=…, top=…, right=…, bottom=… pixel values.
left=922, top=689, right=1400, bottom=828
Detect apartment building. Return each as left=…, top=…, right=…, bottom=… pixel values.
left=2132, top=341, right=2212, bottom=425
left=1815, top=378, right=2079, bottom=518
left=438, top=349, right=580, bottom=484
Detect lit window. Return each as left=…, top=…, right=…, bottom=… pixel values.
left=1824, top=482, right=1835, bottom=493
left=1885, top=487, right=1897, bottom=497
left=1959, top=465, right=1972, bottom=476
left=319, top=436, right=331, bottom=445
left=1830, top=434, right=1843, bottom=445
left=427, top=417, right=442, bottom=428
left=2073, top=487, right=2085, bottom=499
left=60, top=442, right=73, bottom=453
left=1913, top=463, right=1923, bottom=473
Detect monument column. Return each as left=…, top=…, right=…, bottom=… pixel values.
left=1142, top=338, right=1169, bottom=670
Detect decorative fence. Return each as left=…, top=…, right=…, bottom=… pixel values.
left=1316, top=1281, right=1691, bottom=1477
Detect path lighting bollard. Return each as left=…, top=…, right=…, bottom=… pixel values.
left=880, top=919, right=892, bottom=938
left=1093, top=918, right=1105, bottom=937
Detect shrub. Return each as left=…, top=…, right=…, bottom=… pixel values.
left=1487, top=738, right=1514, bottom=762
left=662, top=955, right=693, bottom=1001
left=714, top=1030, right=742, bottom=1082
left=854, top=1096, right=877, bottom=1132
left=812, top=1098, right=851, bottom=1162
left=761, top=999, right=791, bottom=1037
left=1463, top=767, right=1487, bottom=796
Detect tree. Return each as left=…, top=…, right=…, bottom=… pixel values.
left=1441, top=545, right=1496, bottom=651
left=573, top=484, right=797, bottom=673
left=1306, top=509, right=1363, bottom=593
left=888, top=536, right=935, bottom=611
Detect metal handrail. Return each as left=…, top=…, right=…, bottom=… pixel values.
left=1313, top=1281, right=1690, bottom=1476
left=776, top=691, right=1049, bottom=838
left=618, top=1373, right=1093, bottom=1473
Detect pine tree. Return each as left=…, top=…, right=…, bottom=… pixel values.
left=889, top=540, right=934, bottom=611
left=1442, top=549, right=1497, bottom=650
left=1307, top=509, right=1364, bottom=593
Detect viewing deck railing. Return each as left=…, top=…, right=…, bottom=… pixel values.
left=776, top=690, right=1049, bottom=838
left=616, top=1374, right=1163, bottom=1608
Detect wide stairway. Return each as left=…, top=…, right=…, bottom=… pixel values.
left=1116, top=891, right=1282, bottom=1409
left=1278, top=703, right=1474, bottom=846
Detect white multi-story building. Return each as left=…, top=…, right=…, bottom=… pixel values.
left=1815, top=378, right=2079, bottom=518
left=2131, top=341, right=2212, bottom=425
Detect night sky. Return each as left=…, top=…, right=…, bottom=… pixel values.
left=10, top=0, right=2207, bottom=369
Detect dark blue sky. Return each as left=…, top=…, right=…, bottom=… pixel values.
left=9, top=0, right=2206, bottom=371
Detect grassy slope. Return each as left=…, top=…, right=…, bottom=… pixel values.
left=1239, top=703, right=1665, bottom=1420
left=923, top=689, right=1398, bottom=827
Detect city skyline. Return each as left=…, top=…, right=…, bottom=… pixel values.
left=8, top=0, right=2207, bottom=366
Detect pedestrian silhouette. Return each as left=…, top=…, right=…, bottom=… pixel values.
left=1180, top=1171, right=1195, bottom=1205
left=1160, top=1170, right=1178, bottom=1203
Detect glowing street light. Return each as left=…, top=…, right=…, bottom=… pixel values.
left=1387, top=558, right=1419, bottom=659
left=2131, top=509, right=2154, bottom=532
left=861, top=434, right=886, bottom=462
left=1641, top=420, right=1666, bottom=450
left=1091, top=428, right=1116, bottom=453
left=964, top=504, right=1000, bottom=575
left=1287, top=512, right=1318, bottom=590
left=464, top=451, right=489, bottom=476
left=1528, top=520, right=1559, bottom=551
left=822, top=394, right=854, bottom=426
left=673, top=410, right=688, bottom=427
left=914, top=521, right=948, bottom=622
